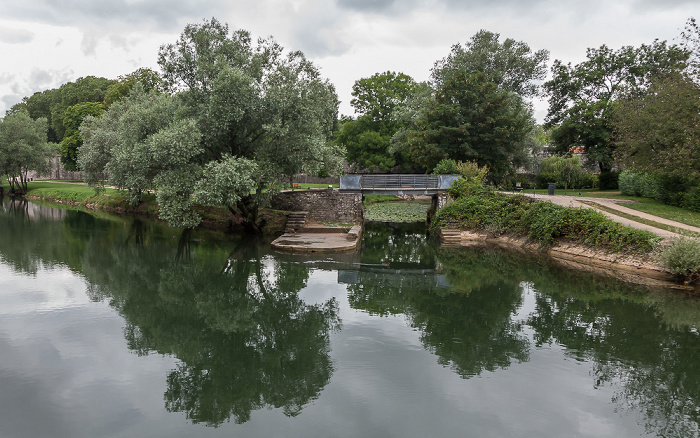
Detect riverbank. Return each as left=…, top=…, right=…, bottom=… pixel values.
left=438, top=228, right=696, bottom=290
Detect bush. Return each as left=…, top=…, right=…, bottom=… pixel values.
left=659, top=237, right=700, bottom=282
left=655, top=173, right=688, bottom=207
left=534, top=171, right=558, bottom=189
left=598, top=171, right=619, bottom=190
left=434, top=191, right=659, bottom=253
left=684, top=186, right=700, bottom=212
left=618, top=171, right=657, bottom=198
left=432, top=158, right=460, bottom=175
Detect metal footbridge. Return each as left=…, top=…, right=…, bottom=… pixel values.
left=339, top=174, right=459, bottom=195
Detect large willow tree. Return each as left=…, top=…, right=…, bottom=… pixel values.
left=80, top=18, right=342, bottom=232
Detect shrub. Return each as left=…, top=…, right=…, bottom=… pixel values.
left=432, top=158, right=460, bottom=175
left=618, top=170, right=657, bottom=198
left=659, top=237, right=700, bottom=283
left=684, top=186, right=700, bottom=212
left=434, top=191, right=659, bottom=253
left=535, top=171, right=558, bottom=189
left=598, top=171, right=619, bottom=190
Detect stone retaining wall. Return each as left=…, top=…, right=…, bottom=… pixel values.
left=271, top=189, right=362, bottom=223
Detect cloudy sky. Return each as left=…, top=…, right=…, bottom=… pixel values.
left=0, top=0, right=695, bottom=122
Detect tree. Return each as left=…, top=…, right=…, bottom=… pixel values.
left=79, top=85, right=212, bottom=227
left=544, top=41, right=689, bottom=174
left=680, top=17, right=700, bottom=82
left=612, top=73, right=700, bottom=175
left=335, top=71, right=421, bottom=172
left=9, top=76, right=116, bottom=144
left=80, top=19, right=340, bottom=232
left=431, top=29, right=549, bottom=98
left=59, top=102, right=103, bottom=170
left=351, top=71, right=419, bottom=122
left=405, top=71, right=534, bottom=179
left=103, top=67, right=164, bottom=107
left=0, top=111, right=55, bottom=194
left=540, top=154, right=585, bottom=194
left=154, top=18, right=341, bottom=231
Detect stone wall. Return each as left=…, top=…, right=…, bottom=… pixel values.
left=271, top=189, right=363, bottom=223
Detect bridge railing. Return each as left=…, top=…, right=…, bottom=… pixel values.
left=340, top=174, right=460, bottom=192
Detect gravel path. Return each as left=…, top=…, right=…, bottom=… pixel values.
left=512, top=193, right=700, bottom=239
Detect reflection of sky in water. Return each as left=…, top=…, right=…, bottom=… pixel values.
left=0, top=262, right=183, bottom=438
left=0, top=241, right=683, bottom=437
left=0, top=264, right=90, bottom=315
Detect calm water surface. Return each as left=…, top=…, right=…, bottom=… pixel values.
left=1, top=198, right=699, bottom=438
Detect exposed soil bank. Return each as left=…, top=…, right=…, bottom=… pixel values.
left=440, top=228, right=697, bottom=292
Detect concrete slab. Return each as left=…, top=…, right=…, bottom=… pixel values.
left=271, top=224, right=362, bottom=253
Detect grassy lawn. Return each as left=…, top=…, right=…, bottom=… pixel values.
left=507, top=187, right=700, bottom=229
left=621, top=200, right=700, bottom=229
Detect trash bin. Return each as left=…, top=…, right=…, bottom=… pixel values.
left=548, top=183, right=556, bottom=195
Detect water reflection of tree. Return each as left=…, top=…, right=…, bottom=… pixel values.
left=526, top=286, right=700, bottom=438
left=79, top=230, right=341, bottom=426
left=349, top=225, right=530, bottom=377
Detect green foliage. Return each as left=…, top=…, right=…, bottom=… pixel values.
left=59, top=102, right=103, bottom=171
left=10, top=76, right=115, bottom=144
left=598, top=171, right=619, bottom=190
left=0, top=111, right=55, bottom=194
left=407, top=71, right=534, bottom=179
left=618, top=171, right=657, bottom=198
left=78, top=86, right=204, bottom=227
left=335, top=117, right=394, bottom=172
left=659, top=237, right=700, bottom=282
left=157, top=18, right=341, bottom=231
left=336, top=71, right=420, bottom=172
left=432, top=158, right=460, bottom=175
left=545, top=41, right=689, bottom=172
left=432, top=29, right=549, bottom=98
left=351, top=71, right=419, bottom=122
left=435, top=191, right=660, bottom=253
left=103, top=68, right=164, bottom=107
left=613, top=73, right=700, bottom=176
left=363, top=200, right=430, bottom=223
left=539, top=154, right=585, bottom=194
left=446, top=161, right=491, bottom=200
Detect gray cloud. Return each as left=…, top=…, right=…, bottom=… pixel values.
left=0, top=27, right=35, bottom=44
left=335, top=0, right=403, bottom=13
left=0, top=0, right=222, bottom=33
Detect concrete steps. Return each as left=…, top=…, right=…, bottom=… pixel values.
left=440, top=229, right=462, bottom=246
left=285, top=212, right=308, bottom=233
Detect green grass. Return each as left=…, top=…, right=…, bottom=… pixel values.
left=621, top=200, right=700, bottom=229
left=582, top=201, right=700, bottom=238
left=506, top=187, right=700, bottom=229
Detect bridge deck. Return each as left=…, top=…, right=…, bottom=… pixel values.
left=339, top=174, right=459, bottom=194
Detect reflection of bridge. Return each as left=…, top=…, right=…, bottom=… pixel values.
left=340, top=174, right=459, bottom=195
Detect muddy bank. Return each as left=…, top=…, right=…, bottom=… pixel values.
left=439, top=228, right=696, bottom=292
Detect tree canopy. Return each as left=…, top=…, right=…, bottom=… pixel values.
left=0, top=111, right=55, bottom=194
left=59, top=102, right=104, bottom=171
left=80, top=18, right=341, bottom=232
left=612, top=73, right=700, bottom=176
left=405, top=71, right=533, bottom=178
left=336, top=71, right=421, bottom=172
left=544, top=41, right=689, bottom=173
left=431, top=29, right=549, bottom=98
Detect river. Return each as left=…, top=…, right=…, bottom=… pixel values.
left=1, top=198, right=699, bottom=438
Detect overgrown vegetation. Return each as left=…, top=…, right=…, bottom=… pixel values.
left=363, top=197, right=431, bottom=223
left=659, top=237, right=700, bottom=283
left=618, top=170, right=700, bottom=212
left=434, top=163, right=661, bottom=253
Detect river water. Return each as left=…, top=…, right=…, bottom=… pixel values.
left=1, top=198, right=699, bottom=438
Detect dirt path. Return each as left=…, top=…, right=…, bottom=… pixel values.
left=513, top=193, right=700, bottom=239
